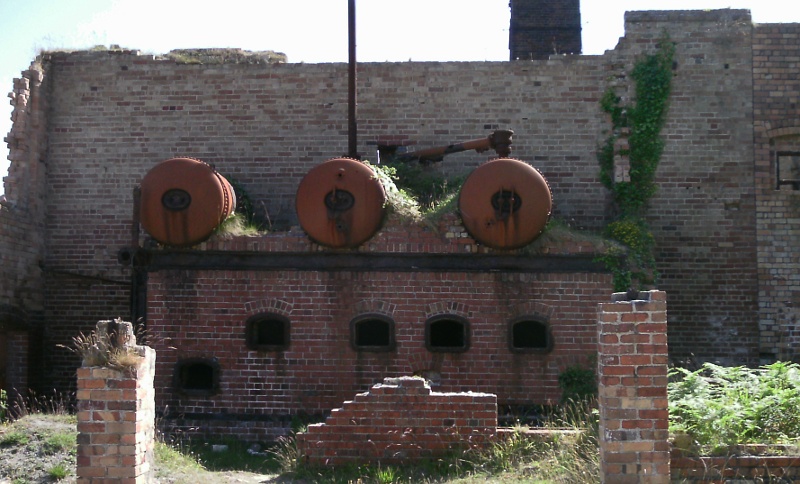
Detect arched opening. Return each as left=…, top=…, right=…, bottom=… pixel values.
left=245, top=313, right=290, bottom=351
left=425, top=315, right=469, bottom=353
left=509, top=316, right=553, bottom=353
left=174, top=358, right=220, bottom=396
left=351, top=314, right=395, bottom=351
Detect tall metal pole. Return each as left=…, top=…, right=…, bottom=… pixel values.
left=348, top=0, right=358, bottom=159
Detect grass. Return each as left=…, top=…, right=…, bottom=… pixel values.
left=1, top=397, right=600, bottom=483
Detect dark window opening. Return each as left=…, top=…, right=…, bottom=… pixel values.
left=174, top=358, right=220, bottom=396
left=351, top=314, right=395, bottom=352
left=245, top=313, right=290, bottom=351
left=509, top=317, right=553, bottom=353
left=777, top=151, right=800, bottom=190
left=426, top=315, right=469, bottom=353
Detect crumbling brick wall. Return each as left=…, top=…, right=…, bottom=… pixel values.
left=296, top=376, right=497, bottom=466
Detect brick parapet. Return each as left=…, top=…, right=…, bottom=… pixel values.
left=296, top=376, right=497, bottom=466
left=598, top=290, right=670, bottom=483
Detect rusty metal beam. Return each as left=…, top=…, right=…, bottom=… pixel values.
left=124, top=249, right=610, bottom=273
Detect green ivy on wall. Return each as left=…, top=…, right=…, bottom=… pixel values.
left=597, top=33, right=675, bottom=291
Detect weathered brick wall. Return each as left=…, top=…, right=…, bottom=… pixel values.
left=296, top=376, right=497, bottom=466
left=25, top=48, right=610, bottom=392
left=146, top=218, right=610, bottom=439
left=509, top=0, right=582, bottom=60
left=1, top=65, right=49, bottom=329
left=611, top=11, right=759, bottom=365
left=752, top=24, right=800, bottom=362
left=1, top=64, right=50, bottom=396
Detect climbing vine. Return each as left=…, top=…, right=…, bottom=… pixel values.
left=597, top=33, right=674, bottom=291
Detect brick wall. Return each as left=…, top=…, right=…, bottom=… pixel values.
left=752, top=24, right=800, bottom=362
left=146, top=216, right=610, bottom=439
left=613, top=10, right=759, bottom=365
left=23, top=48, right=610, bottom=393
left=0, top=65, right=49, bottom=391
left=296, top=376, right=497, bottom=466
left=597, top=290, right=670, bottom=483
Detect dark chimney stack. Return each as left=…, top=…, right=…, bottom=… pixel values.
left=509, top=0, right=582, bottom=60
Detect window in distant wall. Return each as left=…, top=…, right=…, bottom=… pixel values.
left=245, top=313, right=290, bottom=351
left=350, top=314, right=395, bottom=352
left=509, top=316, right=553, bottom=353
left=776, top=151, right=800, bottom=190
left=174, top=358, right=220, bottom=396
left=425, top=315, right=469, bottom=353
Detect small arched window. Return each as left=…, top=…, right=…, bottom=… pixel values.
left=425, top=315, right=469, bottom=353
left=174, top=358, right=220, bottom=396
left=350, top=314, right=395, bottom=352
left=509, top=316, right=553, bottom=353
left=245, top=313, right=290, bottom=351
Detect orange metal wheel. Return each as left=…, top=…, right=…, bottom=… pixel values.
left=296, top=158, right=386, bottom=248
left=458, top=158, right=551, bottom=250
left=139, top=157, right=235, bottom=247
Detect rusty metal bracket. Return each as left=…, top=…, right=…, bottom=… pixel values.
left=387, top=129, right=514, bottom=164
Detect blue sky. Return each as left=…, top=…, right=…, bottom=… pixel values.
left=1, top=0, right=797, bottom=193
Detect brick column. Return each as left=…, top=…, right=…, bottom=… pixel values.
left=597, top=290, right=670, bottom=483
left=76, top=320, right=156, bottom=484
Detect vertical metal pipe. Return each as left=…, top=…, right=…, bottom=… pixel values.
left=348, top=0, right=358, bottom=158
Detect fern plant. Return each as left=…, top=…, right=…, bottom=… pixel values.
left=669, top=362, right=800, bottom=453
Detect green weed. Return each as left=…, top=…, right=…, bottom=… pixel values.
left=46, top=462, right=70, bottom=480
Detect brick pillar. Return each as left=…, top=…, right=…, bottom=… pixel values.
left=76, top=320, right=156, bottom=484
left=597, top=290, right=670, bottom=483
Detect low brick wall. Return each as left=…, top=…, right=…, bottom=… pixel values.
left=671, top=451, right=800, bottom=482
left=296, top=376, right=497, bottom=466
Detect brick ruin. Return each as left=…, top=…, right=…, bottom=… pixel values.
left=1, top=6, right=800, bottom=440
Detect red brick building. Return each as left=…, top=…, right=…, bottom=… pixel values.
left=2, top=6, right=799, bottom=437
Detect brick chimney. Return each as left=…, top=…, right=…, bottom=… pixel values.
left=509, top=0, right=582, bottom=60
